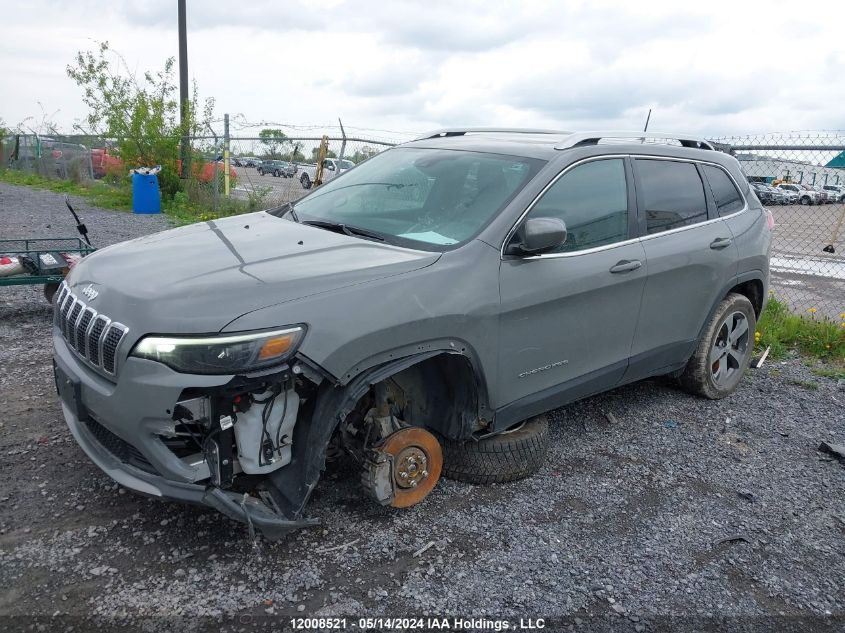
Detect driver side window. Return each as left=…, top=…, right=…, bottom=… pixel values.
left=527, top=159, right=629, bottom=253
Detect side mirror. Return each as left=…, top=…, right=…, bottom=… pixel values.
left=507, top=217, right=567, bottom=255
left=325, top=163, right=335, bottom=171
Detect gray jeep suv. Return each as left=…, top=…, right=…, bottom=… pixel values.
left=53, top=130, right=772, bottom=539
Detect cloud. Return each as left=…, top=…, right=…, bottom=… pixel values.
left=2, top=0, right=845, bottom=138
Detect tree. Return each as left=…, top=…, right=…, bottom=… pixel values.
left=66, top=41, right=214, bottom=198
left=310, top=146, right=337, bottom=161
left=281, top=141, right=305, bottom=163
left=258, top=129, right=289, bottom=159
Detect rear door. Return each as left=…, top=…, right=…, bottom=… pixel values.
left=626, top=158, right=738, bottom=379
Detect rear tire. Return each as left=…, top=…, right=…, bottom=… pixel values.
left=441, top=416, right=549, bottom=484
left=680, top=293, right=756, bottom=399
left=301, top=174, right=312, bottom=189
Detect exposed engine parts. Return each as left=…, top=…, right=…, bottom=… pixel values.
left=168, top=372, right=306, bottom=487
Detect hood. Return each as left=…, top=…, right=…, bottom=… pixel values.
left=66, top=212, right=440, bottom=334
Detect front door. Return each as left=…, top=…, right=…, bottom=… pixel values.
left=497, top=157, right=647, bottom=414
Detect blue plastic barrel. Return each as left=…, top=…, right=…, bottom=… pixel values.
left=132, top=173, right=161, bottom=214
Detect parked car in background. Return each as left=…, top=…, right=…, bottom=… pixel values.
left=258, top=160, right=297, bottom=177
left=776, top=183, right=821, bottom=205
left=750, top=182, right=774, bottom=205
left=775, top=186, right=798, bottom=205
left=234, top=156, right=261, bottom=167
left=766, top=185, right=787, bottom=205
left=810, top=186, right=830, bottom=203
left=823, top=185, right=845, bottom=202
left=299, top=157, right=355, bottom=189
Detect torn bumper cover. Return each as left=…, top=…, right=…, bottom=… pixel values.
left=62, top=400, right=318, bottom=539
left=54, top=330, right=322, bottom=540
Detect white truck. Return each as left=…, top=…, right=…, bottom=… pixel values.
left=298, top=158, right=355, bottom=189
left=776, top=182, right=823, bottom=205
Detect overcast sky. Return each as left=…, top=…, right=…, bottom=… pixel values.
left=3, top=0, right=844, bottom=142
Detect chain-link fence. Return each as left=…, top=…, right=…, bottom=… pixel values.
left=712, top=133, right=845, bottom=318
left=1, top=134, right=96, bottom=181
left=3, top=127, right=844, bottom=316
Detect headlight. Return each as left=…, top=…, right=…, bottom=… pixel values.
left=130, top=326, right=305, bottom=374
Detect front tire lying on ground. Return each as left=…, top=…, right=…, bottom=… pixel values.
left=680, top=292, right=756, bottom=399
left=442, top=416, right=549, bottom=484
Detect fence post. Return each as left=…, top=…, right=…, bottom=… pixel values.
left=337, top=118, right=347, bottom=165
left=224, top=113, right=230, bottom=197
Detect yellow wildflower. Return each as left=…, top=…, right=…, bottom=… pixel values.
left=807, top=307, right=817, bottom=314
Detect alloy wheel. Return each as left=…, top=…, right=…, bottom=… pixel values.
left=710, top=311, right=750, bottom=387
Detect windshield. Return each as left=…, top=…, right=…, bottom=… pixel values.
left=287, top=147, right=543, bottom=249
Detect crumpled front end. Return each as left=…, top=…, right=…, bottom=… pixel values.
left=52, top=280, right=330, bottom=539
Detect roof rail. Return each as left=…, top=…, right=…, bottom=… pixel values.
left=416, top=127, right=570, bottom=141
left=554, top=131, right=715, bottom=151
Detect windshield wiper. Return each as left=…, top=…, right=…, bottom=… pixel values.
left=302, top=219, right=385, bottom=241
left=282, top=202, right=300, bottom=223
left=268, top=202, right=300, bottom=222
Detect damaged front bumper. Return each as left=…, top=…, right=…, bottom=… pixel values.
left=53, top=328, right=320, bottom=540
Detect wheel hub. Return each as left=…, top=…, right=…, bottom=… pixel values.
left=395, top=446, right=429, bottom=489
left=379, top=427, right=442, bottom=508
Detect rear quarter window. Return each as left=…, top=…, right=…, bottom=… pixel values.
left=702, top=164, right=745, bottom=216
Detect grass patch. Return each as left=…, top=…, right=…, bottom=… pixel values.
left=810, top=366, right=845, bottom=380
left=755, top=295, right=845, bottom=362
left=787, top=379, right=819, bottom=391
left=0, top=168, right=266, bottom=225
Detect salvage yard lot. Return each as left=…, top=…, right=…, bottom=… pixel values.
left=1, top=183, right=844, bottom=628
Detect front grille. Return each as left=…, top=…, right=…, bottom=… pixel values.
left=102, top=326, right=125, bottom=374
left=87, top=316, right=108, bottom=365
left=85, top=418, right=158, bottom=475
left=55, top=281, right=128, bottom=376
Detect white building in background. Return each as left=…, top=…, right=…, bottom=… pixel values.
left=735, top=153, right=845, bottom=186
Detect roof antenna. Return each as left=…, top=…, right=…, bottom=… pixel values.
left=640, top=108, right=652, bottom=144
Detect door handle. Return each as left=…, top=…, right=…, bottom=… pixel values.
left=710, top=237, right=733, bottom=250
left=609, top=259, right=642, bottom=273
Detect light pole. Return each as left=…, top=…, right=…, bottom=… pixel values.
left=178, top=0, right=190, bottom=179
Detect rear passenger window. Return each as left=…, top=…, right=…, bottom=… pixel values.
left=702, top=165, right=744, bottom=216
left=527, top=158, right=628, bottom=253
left=636, top=160, right=708, bottom=235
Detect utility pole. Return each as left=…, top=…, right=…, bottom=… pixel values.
left=224, top=113, right=230, bottom=196
left=178, top=0, right=190, bottom=179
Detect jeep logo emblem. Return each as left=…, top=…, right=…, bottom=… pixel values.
left=81, top=284, right=99, bottom=301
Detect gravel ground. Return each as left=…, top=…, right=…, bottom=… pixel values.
left=1, top=182, right=844, bottom=632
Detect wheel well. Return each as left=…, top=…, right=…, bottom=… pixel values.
left=728, top=279, right=764, bottom=317
left=359, top=354, right=484, bottom=441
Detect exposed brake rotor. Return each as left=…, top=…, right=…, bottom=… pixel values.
left=373, top=427, right=443, bottom=508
